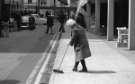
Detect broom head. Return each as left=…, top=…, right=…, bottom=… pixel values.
left=53, top=69, right=64, bottom=73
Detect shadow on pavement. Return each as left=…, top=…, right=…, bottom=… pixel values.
left=0, top=79, right=20, bottom=84
left=80, top=70, right=116, bottom=74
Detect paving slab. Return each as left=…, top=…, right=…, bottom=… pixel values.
left=49, top=29, right=135, bottom=84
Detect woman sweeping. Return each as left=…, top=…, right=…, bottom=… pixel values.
left=66, top=19, right=91, bottom=72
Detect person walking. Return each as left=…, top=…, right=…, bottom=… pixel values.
left=66, top=19, right=91, bottom=72
left=1, top=19, right=9, bottom=38
left=45, top=10, right=50, bottom=18
left=29, top=15, right=35, bottom=30
left=46, top=11, right=54, bottom=34
left=15, top=13, right=21, bottom=31
left=57, top=10, right=66, bottom=33
left=0, top=20, right=3, bottom=37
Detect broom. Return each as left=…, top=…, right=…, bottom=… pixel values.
left=53, top=45, right=69, bottom=73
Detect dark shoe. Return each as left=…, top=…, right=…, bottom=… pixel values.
left=62, top=31, right=65, bottom=33
left=79, top=68, right=88, bottom=72
left=72, top=68, right=77, bottom=72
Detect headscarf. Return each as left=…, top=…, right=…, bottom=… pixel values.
left=65, top=18, right=76, bottom=27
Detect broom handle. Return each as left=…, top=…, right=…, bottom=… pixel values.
left=58, top=44, right=69, bottom=69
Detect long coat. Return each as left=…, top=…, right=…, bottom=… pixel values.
left=69, top=27, right=91, bottom=62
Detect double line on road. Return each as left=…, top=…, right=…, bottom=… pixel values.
left=25, top=32, right=61, bottom=84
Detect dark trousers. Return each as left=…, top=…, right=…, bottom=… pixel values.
left=0, top=29, right=2, bottom=37
left=46, top=25, right=53, bottom=34
left=59, top=23, right=65, bottom=32
left=74, top=59, right=87, bottom=69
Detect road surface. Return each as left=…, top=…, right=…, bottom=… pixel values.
left=0, top=23, right=59, bottom=84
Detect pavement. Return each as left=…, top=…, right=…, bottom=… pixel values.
left=48, top=26, right=135, bottom=84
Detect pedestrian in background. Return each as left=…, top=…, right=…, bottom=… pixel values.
left=0, top=20, right=3, bottom=37
left=46, top=11, right=50, bottom=18
left=57, top=10, right=66, bottom=33
left=15, top=13, right=21, bottom=31
left=29, top=15, right=35, bottom=30
left=1, top=19, right=9, bottom=38
left=66, top=19, right=91, bottom=72
left=46, top=11, right=54, bottom=34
